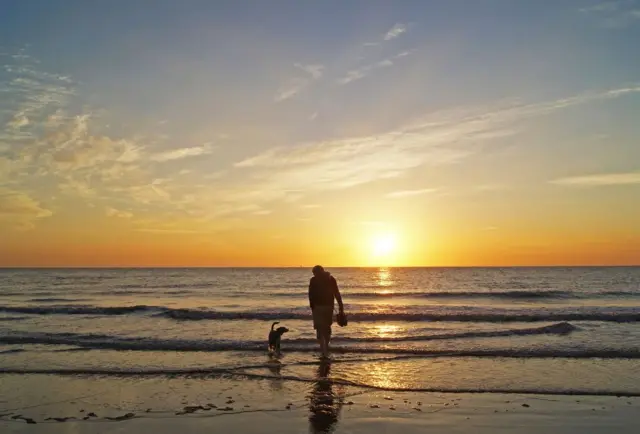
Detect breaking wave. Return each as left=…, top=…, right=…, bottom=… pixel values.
left=0, top=322, right=583, bottom=353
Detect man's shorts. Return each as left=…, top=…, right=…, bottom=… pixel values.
left=312, top=305, right=333, bottom=338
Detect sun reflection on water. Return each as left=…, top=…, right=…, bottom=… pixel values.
left=373, top=267, right=395, bottom=297
left=372, top=324, right=402, bottom=338
left=376, top=267, right=393, bottom=287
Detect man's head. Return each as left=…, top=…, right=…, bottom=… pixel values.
left=312, top=265, right=324, bottom=276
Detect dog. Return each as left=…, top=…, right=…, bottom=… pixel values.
left=268, top=321, right=289, bottom=354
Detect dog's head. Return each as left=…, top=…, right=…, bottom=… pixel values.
left=275, top=326, right=289, bottom=335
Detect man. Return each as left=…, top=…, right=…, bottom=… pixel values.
left=308, top=265, right=344, bottom=358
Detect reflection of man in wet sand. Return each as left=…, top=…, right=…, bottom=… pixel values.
left=308, top=361, right=345, bottom=434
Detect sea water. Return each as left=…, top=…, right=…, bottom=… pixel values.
left=1, top=267, right=639, bottom=396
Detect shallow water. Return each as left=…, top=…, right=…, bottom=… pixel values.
left=1, top=267, right=639, bottom=395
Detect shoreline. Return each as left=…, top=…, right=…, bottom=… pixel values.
left=1, top=374, right=639, bottom=433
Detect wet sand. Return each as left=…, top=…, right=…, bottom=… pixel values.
left=1, top=373, right=639, bottom=433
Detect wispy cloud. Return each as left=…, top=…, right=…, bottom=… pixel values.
left=274, top=63, right=325, bottom=102
left=105, top=206, right=133, bottom=219
left=386, top=188, right=438, bottom=198
left=6, top=112, right=29, bottom=129
left=337, top=51, right=412, bottom=85
left=362, top=23, right=411, bottom=47
left=295, top=63, right=324, bottom=79
left=4, top=47, right=640, bottom=236
left=234, top=86, right=640, bottom=205
left=0, top=49, right=271, bottom=231
left=151, top=144, right=214, bottom=162
left=580, top=1, right=640, bottom=27
left=550, top=171, right=640, bottom=186
left=0, top=188, right=52, bottom=230
left=384, top=23, right=408, bottom=41
left=1, top=50, right=76, bottom=144
left=580, top=1, right=622, bottom=13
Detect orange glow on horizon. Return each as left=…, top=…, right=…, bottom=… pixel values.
left=1, top=213, right=639, bottom=267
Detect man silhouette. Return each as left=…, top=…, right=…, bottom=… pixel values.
left=308, top=265, right=344, bottom=358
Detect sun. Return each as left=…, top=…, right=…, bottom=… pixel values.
left=371, top=233, right=396, bottom=258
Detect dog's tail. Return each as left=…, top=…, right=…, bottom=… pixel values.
left=271, top=321, right=280, bottom=331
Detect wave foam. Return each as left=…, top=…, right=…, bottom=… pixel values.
left=0, top=322, right=582, bottom=353
left=1, top=304, right=639, bottom=323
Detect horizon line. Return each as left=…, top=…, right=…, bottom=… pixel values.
left=0, top=265, right=638, bottom=270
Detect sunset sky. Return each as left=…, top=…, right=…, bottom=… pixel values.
left=1, top=0, right=639, bottom=267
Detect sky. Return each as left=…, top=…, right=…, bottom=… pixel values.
left=1, top=0, right=639, bottom=267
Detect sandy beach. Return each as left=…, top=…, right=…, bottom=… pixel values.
left=2, top=373, right=639, bottom=434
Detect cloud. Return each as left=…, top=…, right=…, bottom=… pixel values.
left=301, top=204, right=321, bottom=209
left=0, top=189, right=52, bottom=230
left=337, top=50, right=411, bottom=85
left=580, top=1, right=640, bottom=27
left=233, top=86, right=640, bottom=203
left=105, top=207, right=133, bottom=219
left=337, top=70, right=367, bottom=85
left=550, top=171, right=640, bottom=186
left=151, top=144, right=213, bottom=162
left=294, top=63, right=324, bottom=79
left=0, top=189, right=51, bottom=218
left=6, top=113, right=29, bottom=129
left=362, top=23, right=411, bottom=47
left=386, top=188, right=438, bottom=198
left=0, top=50, right=229, bottom=229
left=57, top=179, right=96, bottom=198
left=1, top=52, right=76, bottom=145
left=5, top=48, right=640, bottom=235
left=384, top=23, right=408, bottom=40
left=274, top=79, right=307, bottom=102
left=395, top=50, right=414, bottom=58
left=274, top=63, right=325, bottom=102
left=50, top=127, right=144, bottom=169
left=580, top=1, right=621, bottom=13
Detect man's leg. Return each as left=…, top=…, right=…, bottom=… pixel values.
left=319, top=327, right=330, bottom=357
left=316, top=328, right=325, bottom=354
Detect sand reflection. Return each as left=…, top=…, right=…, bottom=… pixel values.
left=308, top=360, right=345, bottom=433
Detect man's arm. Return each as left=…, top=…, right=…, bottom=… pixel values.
left=332, top=277, right=344, bottom=311
left=308, top=278, right=314, bottom=309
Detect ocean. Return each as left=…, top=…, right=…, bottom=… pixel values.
left=1, top=267, right=640, bottom=397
